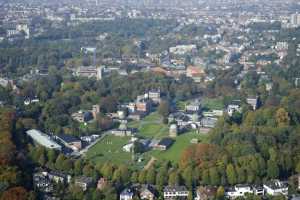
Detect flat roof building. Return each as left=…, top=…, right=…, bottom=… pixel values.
left=26, top=129, right=62, bottom=151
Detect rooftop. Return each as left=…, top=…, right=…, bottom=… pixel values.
left=26, top=129, right=61, bottom=150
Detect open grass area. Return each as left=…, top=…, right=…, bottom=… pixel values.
left=147, top=130, right=209, bottom=163
left=202, top=97, right=224, bottom=110
left=128, top=112, right=169, bottom=139
left=86, top=135, right=132, bottom=165
left=86, top=112, right=210, bottom=167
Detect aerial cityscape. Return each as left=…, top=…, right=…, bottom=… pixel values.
left=1, top=0, right=300, bottom=199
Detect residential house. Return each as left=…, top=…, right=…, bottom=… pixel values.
left=263, top=180, right=288, bottom=196
left=147, top=90, right=161, bottom=104
left=186, top=101, right=201, bottom=113
left=186, top=66, right=205, bottom=82
left=33, top=172, right=53, bottom=193
left=71, top=111, right=93, bottom=123
left=163, top=186, right=189, bottom=199
left=246, top=96, right=259, bottom=110
left=225, top=184, right=253, bottom=199
left=136, top=100, right=152, bottom=113
left=97, top=178, right=108, bottom=191
left=194, top=186, right=217, bottom=200
left=227, top=100, right=242, bottom=116
left=75, top=176, right=94, bottom=191
left=168, top=112, right=190, bottom=127
left=140, top=185, right=156, bottom=200
left=120, top=188, right=134, bottom=200
left=48, top=170, right=71, bottom=184
left=169, top=44, right=197, bottom=55
left=55, top=134, right=82, bottom=151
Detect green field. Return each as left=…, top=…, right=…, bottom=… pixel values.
left=128, top=112, right=169, bottom=139
left=202, top=98, right=224, bottom=110
left=86, top=135, right=132, bottom=165
left=86, top=112, right=209, bottom=167
left=146, top=130, right=208, bottom=163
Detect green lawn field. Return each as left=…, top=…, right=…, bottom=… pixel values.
left=202, top=97, right=224, bottom=110
left=146, top=130, right=209, bottom=163
left=86, top=135, right=132, bottom=165
left=86, top=112, right=209, bottom=167
left=128, top=112, right=169, bottom=139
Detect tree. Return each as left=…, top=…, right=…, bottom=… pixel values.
left=202, top=169, right=210, bottom=185
left=275, top=108, right=290, bottom=127
left=216, top=186, right=225, bottom=200
left=74, top=159, right=83, bottom=176
left=267, top=160, right=279, bottom=179
left=296, top=161, right=300, bottom=174
left=0, top=186, right=28, bottom=200
left=146, top=168, right=156, bottom=185
left=131, top=172, right=138, bottom=183
left=226, top=164, right=237, bottom=185
left=55, top=154, right=66, bottom=171
left=209, top=167, right=220, bottom=186
left=158, top=100, right=170, bottom=119
left=138, top=170, right=147, bottom=184
left=168, top=171, right=181, bottom=186
left=183, top=166, right=193, bottom=189
left=101, top=163, right=114, bottom=180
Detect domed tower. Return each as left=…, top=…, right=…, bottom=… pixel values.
left=169, top=124, right=178, bottom=138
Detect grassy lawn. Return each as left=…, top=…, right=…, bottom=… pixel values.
left=86, top=135, right=132, bottom=165
left=86, top=112, right=210, bottom=167
left=145, top=130, right=209, bottom=163
left=128, top=112, right=169, bottom=139
left=202, top=97, right=224, bottom=110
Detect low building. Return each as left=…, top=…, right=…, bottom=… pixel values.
left=97, top=178, right=108, bottom=191
left=186, top=66, right=205, bottom=82
left=48, top=170, right=71, bottom=184
left=120, top=188, right=134, bottom=200
left=225, top=184, right=253, bottom=199
left=136, top=100, right=152, bottom=113
left=80, top=135, right=99, bottom=143
left=169, top=44, right=197, bottom=55
left=147, top=90, right=161, bottom=104
left=26, top=129, right=62, bottom=151
left=200, top=117, right=218, bottom=129
left=111, top=122, right=135, bottom=137
left=71, top=111, right=93, bottom=123
left=75, top=176, right=94, bottom=191
left=55, top=134, right=82, bottom=151
left=128, top=111, right=146, bottom=121
left=75, top=66, right=104, bottom=80
left=163, top=185, right=189, bottom=199
left=169, top=124, right=178, bottom=138
left=246, top=96, right=259, bottom=110
left=263, top=180, right=288, bottom=196
left=195, top=186, right=217, bottom=200
left=186, top=101, right=201, bottom=113
left=140, top=185, right=156, bottom=200
left=227, top=100, right=242, bottom=116
left=153, top=138, right=174, bottom=151
left=33, top=172, right=53, bottom=193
